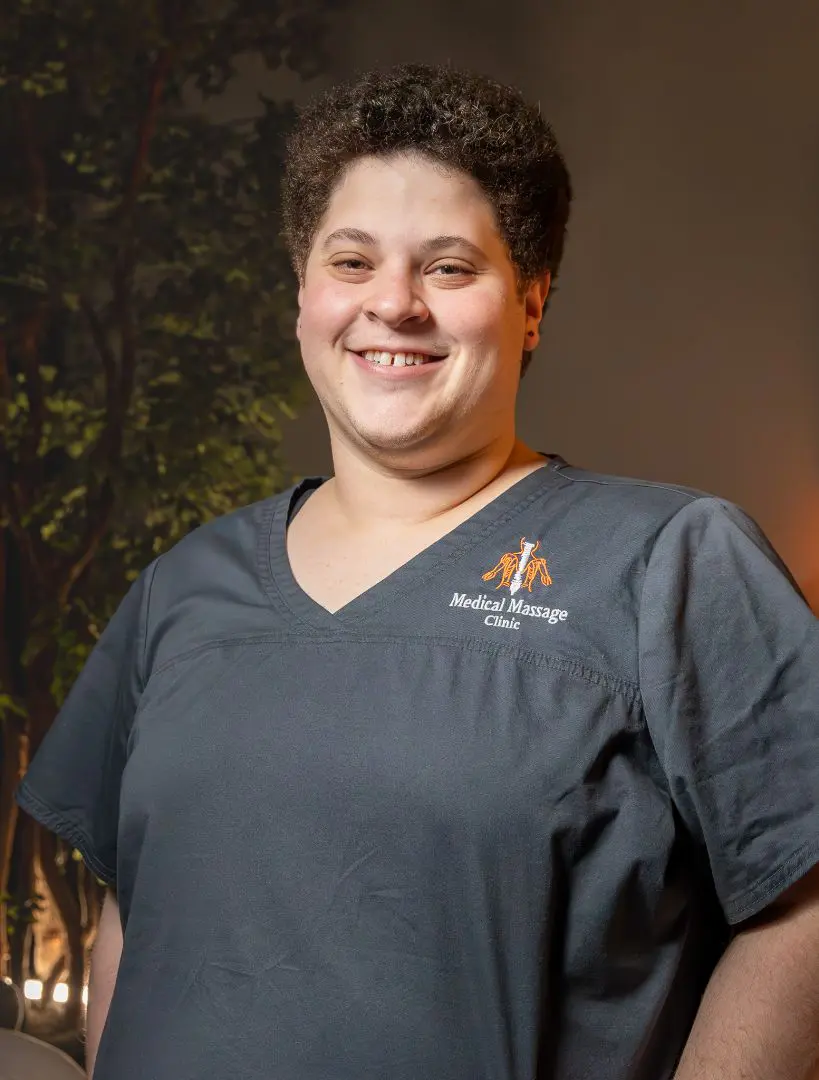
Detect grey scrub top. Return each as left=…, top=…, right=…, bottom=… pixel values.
left=18, top=458, right=819, bottom=1080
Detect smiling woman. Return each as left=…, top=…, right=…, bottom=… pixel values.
left=280, top=66, right=570, bottom=469
left=16, top=63, right=819, bottom=1080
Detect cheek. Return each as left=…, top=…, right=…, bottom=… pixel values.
left=446, top=291, right=516, bottom=348
left=299, top=281, right=358, bottom=342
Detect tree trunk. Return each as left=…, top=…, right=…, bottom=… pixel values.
left=41, top=951, right=67, bottom=1005
left=79, top=862, right=105, bottom=982
left=0, top=528, right=27, bottom=980
left=0, top=721, right=26, bottom=979
left=8, top=809, right=36, bottom=987
left=24, top=671, right=88, bottom=1030
left=39, top=829, right=84, bottom=1032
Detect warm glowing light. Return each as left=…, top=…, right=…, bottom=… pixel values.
left=23, top=979, right=43, bottom=1001
left=52, top=983, right=69, bottom=1004
left=82, top=985, right=89, bottom=1007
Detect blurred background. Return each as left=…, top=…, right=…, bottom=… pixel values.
left=1, top=0, right=817, bottom=1068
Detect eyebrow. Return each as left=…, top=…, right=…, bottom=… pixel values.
left=420, top=234, right=488, bottom=260
left=320, top=228, right=488, bottom=261
left=321, top=227, right=377, bottom=250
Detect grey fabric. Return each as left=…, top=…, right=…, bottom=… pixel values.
left=17, top=459, right=819, bottom=1080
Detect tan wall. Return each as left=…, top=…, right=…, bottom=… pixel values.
left=281, top=0, right=819, bottom=606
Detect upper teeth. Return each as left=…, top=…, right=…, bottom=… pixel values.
left=362, top=350, right=437, bottom=367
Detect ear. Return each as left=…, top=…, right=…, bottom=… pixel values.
left=296, top=283, right=304, bottom=341
left=524, top=271, right=551, bottom=351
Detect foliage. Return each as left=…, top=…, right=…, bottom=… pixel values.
left=0, top=888, right=45, bottom=939
left=0, top=0, right=343, bottom=995
left=0, top=0, right=341, bottom=695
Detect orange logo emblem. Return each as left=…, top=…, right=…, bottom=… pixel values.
left=482, top=537, right=553, bottom=595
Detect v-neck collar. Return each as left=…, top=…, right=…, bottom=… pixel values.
left=262, top=457, right=567, bottom=633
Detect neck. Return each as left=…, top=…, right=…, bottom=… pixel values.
left=323, top=433, right=545, bottom=530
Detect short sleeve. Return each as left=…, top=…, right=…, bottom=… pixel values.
left=15, top=563, right=157, bottom=885
left=639, top=497, right=819, bottom=925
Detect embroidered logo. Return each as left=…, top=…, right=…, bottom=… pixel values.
left=482, top=537, right=553, bottom=595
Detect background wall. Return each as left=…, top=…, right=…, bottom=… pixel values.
left=281, top=0, right=819, bottom=605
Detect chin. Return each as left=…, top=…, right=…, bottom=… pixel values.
left=345, top=407, right=440, bottom=447
left=351, top=421, right=449, bottom=459
left=359, top=429, right=431, bottom=453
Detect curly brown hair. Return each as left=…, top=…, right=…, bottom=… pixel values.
left=281, top=64, right=572, bottom=296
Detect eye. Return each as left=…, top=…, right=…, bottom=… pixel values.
left=330, top=258, right=371, bottom=272
left=429, top=262, right=475, bottom=278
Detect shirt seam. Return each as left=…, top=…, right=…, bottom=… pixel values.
left=552, top=464, right=704, bottom=503
left=139, top=556, right=162, bottom=691
left=15, top=780, right=116, bottom=885
left=256, top=489, right=309, bottom=625
left=147, top=631, right=639, bottom=702
left=636, top=495, right=729, bottom=767
left=725, top=836, right=819, bottom=925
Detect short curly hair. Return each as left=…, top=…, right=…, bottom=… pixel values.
left=281, top=64, right=572, bottom=294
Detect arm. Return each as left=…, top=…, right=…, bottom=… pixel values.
left=85, top=888, right=123, bottom=1077
left=675, top=864, right=819, bottom=1080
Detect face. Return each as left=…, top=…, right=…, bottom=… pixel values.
left=297, top=153, right=549, bottom=468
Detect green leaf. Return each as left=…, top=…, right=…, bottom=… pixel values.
left=0, top=693, right=26, bottom=718
left=1, top=0, right=332, bottom=732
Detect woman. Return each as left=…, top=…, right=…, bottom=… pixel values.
left=18, top=64, right=819, bottom=1079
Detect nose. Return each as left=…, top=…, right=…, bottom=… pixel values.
left=363, top=267, right=430, bottom=327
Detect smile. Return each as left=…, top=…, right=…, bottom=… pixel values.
left=359, top=350, right=444, bottom=367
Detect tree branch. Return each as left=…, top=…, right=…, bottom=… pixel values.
left=81, top=257, right=136, bottom=488
left=62, top=288, right=135, bottom=606
left=0, top=334, right=9, bottom=409
left=57, top=479, right=114, bottom=608
left=79, top=295, right=118, bottom=418
left=19, top=308, right=47, bottom=465
left=0, top=336, right=11, bottom=516
left=121, top=46, right=175, bottom=220
left=69, top=44, right=179, bottom=598
left=18, top=94, right=48, bottom=221
left=114, top=261, right=137, bottom=418
left=0, top=722, right=23, bottom=978
left=65, top=35, right=173, bottom=607
left=0, top=332, right=44, bottom=580
left=2, top=479, right=46, bottom=587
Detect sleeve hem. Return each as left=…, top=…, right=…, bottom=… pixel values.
left=723, top=838, right=819, bottom=925
left=15, top=780, right=117, bottom=886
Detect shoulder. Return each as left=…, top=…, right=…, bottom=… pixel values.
left=544, top=460, right=726, bottom=579
left=154, top=491, right=287, bottom=589
left=551, top=459, right=707, bottom=527
left=141, top=486, right=300, bottom=672
left=550, top=460, right=779, bottom=555
left=544, top=461, right=804, bottom=608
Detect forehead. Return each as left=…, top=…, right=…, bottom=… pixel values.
left=315, top=153, right=502, bottom=248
